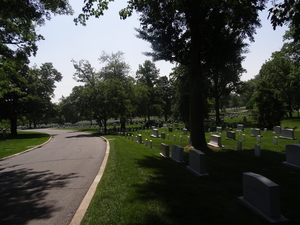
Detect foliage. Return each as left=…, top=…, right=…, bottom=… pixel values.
left=0, top=0, right=73, bottom=59
left=250, top=50, right=300, bottom=127
left=135, top=60, right=164, bottom=120
left=0, top=62, right=62, bottom=134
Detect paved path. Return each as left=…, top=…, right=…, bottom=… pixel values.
left=0, top=129, right=107, bottom=225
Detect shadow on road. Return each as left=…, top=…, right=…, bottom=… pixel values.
left=65, top=134, right=96, bottom=139
left=0, top=168, right=79, bottom=225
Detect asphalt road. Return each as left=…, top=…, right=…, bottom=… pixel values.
left=0, top=129, right=107, bottom=225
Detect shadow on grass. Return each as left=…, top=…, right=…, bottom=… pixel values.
left=0, top=166, right=78, bottom=225
left=129, top=146, right=300, bottom=225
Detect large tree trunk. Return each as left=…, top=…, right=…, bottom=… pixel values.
left=189, top=44, right=207, bottom=148
left=188, top=3, right=208, bottom=150
left=10, top=114, right=18, bottom=136
left=215, top=96, right=221, bottom=126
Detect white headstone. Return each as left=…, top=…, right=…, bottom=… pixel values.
left=186, top=149, right=209, bottom=178
left=226, top=131, right=236, bottom=140
left=257, top=135, right=261, bottom=143
left=242, top=134, right=246, bottom=142
left=251, top=129, right=261, bottom=137
left=160, top=143, right=170, bottom=158
left=279, top=129, right=295, bottom=140
left=237, top=141, right=242, bottom=151
left=170, top=145, right=185, bottom=163
left=273, top=136, right=278, bottom=145
left=283, top=144, right=300, bottom=170
left=237, top=172, right=288, bottom=224
left=207, top=134, right=224, bottom=148
left=255, top=144, right=261, bottom=157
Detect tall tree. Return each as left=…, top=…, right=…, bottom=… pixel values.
left=136, top=60, right=161, bottom=121
left=0, top=0, right=73, bottom=59
left=98, top=51, right=131, bottom=83
left=77, top=0, right=265, bottom=149
left=0, top=62, right=62, bottom=134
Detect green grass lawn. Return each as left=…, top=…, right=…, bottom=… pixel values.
left=0, top=131, right=50, bottom=159
left=81, top=127, right=300, bottom=225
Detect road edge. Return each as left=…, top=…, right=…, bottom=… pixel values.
left=69, top=136, right=110, bottom=225
left=0, top=134, right=53, bottom=161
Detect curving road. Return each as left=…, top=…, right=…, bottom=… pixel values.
left=0, top=129, right=107, bottom=225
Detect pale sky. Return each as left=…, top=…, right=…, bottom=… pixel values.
left=29, top=1, right=288, bottom=103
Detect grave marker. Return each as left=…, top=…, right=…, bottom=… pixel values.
left=160, top=143, right=170, bottom=158
left=216, top=127, right=222, bottom=134
left=273, top=126, right=281, bottom=134
left=170, top=145, right=185, bottom=163
left=237, top=124, right=244, bottom=132
left=279, top=129, right=295, bottom=140
left=237, top=172, right=289, bottom=224
left=237, top=141, right=242, bottom=151
left=151, top=129, right=159, bottom=138
left=251, top=128, right=261, bottom=137
left=207, top=134, right=224, bottom=148
left=273, top=136, right=278, bottom=145
left=255, top=144, right=261, bottom=157
left=226, top=131, right=236, bottom=140
left=282, top=144, right=300, bottom=170
left=186, top=149, right=209, bottom=178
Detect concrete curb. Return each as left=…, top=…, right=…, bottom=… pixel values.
left=0, top=135, right=53, bottom=161
left=69, top=136, right=110, bottom=225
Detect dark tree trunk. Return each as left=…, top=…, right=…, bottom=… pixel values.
left=103, top=119, right=107, bottom=134
left=215, top=96, right=221, bottom=126
left=189, top=43, right=207, bottom=148
left=188, top=3, right=208, bottom=150
left=10, top=114, right=18, bottom=136
left=120, top=117, right=126, bottom=131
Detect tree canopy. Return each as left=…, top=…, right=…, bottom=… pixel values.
left=76, top=0, right=267, bottom=149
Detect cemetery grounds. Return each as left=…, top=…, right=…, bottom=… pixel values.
left=80, top=117, right=300, bottom=225
left=1, top=112, right=300, bottom=224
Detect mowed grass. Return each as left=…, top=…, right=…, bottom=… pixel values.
left=0, top=131, right=50, bottom=159
left=81, top=127, right=300, bottom=225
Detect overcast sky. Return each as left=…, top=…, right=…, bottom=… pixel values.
left=29, top=1, right=288, bottom=103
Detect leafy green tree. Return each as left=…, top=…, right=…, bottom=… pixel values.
left=251, top=50, right=300, bottom=127
left=169, top=65, right=190, bottom=126
left=132, top=82, right=150, bottom=121
left=98, top=51, right=131, bottom=83
left=71, top=59, right=98, bottom=85
left=136, top=60, right=162, bottom=121
left=24, top=63, right=62, bottom=126
left=77, top=0, right=264, bottom=149
left=252, top=79, right=286, bottom=128
left=0, top=62, right=61, bottom=134
left=0, top=0, right=72, bottom=59
left=156, top=76, right=172, bottom=121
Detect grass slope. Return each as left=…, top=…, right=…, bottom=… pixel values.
left=81, top=127, right=300, bottom=225
left=0, top=132, right=50, bottom=159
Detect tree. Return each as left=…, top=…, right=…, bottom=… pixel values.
left=169, top=65, right=190, bottom=126
left=71, top=59, right=98, bottom=85
left=0, top=62, right=62, bottom=134
left=156, top=76, right=172, bottom=121
left=0, top=0, right=73, bottom=59
left=268, top=0, right=300, bottom=41
left=251, top=50, right=300, bottom=127
left=98, top=51, right=131, bottom=82
left=136, top=60, right=161, bottom=121
left=77, top=0, right=265, bottom=149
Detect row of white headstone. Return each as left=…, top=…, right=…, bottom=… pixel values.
left=125, top=130, right=294, bottom=223
left=159, top=142, right=290, bottom=224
